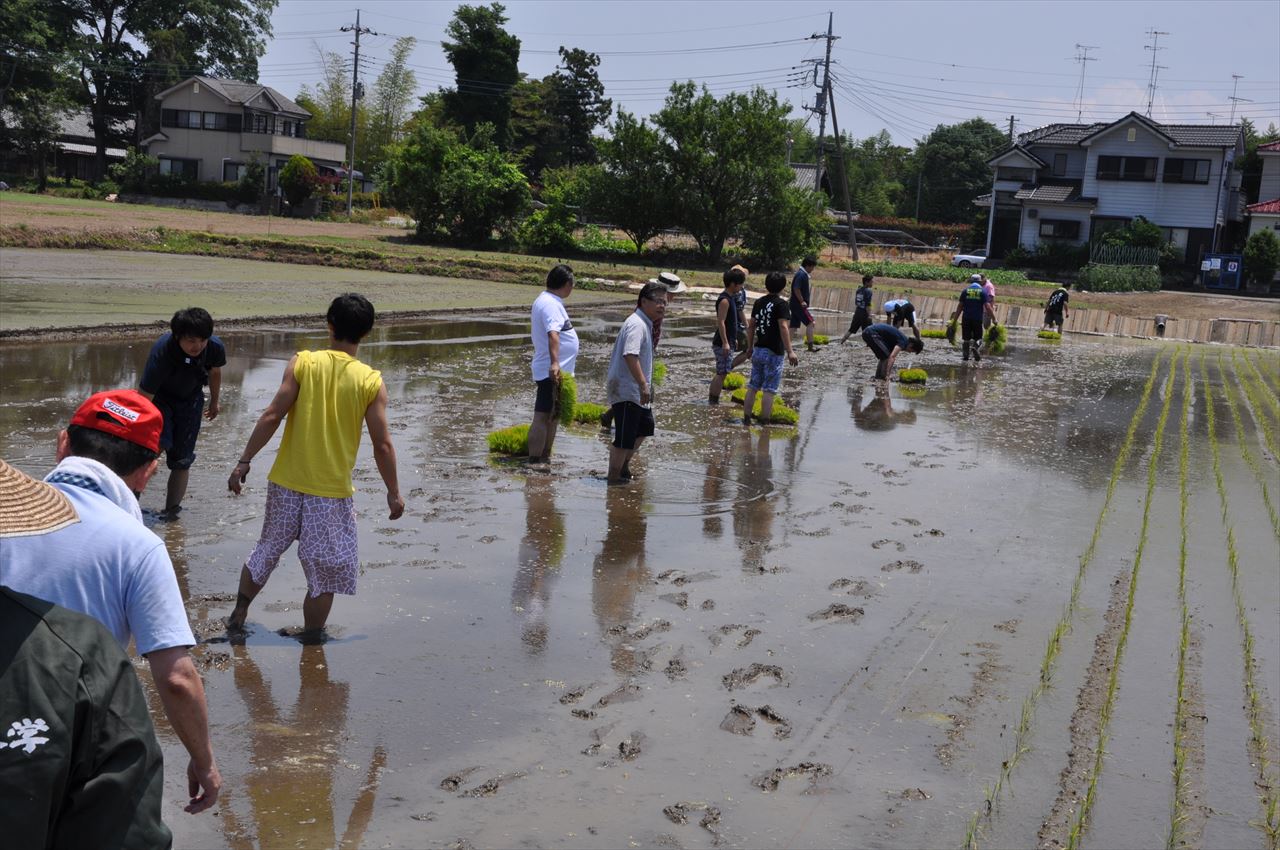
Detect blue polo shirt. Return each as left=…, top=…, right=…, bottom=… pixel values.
left=958, top=283, right=990, bottom=321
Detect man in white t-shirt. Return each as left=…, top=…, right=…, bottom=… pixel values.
left=527, top=264, right=579, bottom=469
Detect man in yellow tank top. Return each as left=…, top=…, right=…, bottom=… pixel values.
left=226, top=294, right=405, bottom=636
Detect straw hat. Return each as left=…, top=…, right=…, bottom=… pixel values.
left=0, top=459, right=80, bottom=539
left=649, top=271, right=687, bottom=294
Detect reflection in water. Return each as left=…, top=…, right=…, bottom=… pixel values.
left=222, top=644, right=385, bottom=850
left=850, top=384, right=918, bottom=431
left=700, top=437, right=733, bottom=539
left=592, top=483, right=649, bottom=674
left=511, top=477, right=565, bottom=654
left=733, top=429, right=775, bottom=573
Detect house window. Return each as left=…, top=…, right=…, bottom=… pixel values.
left=223, top=161, right=246, bottom=182
left=1039, top=219, right=1080, bottom=239
left=1097, top=155, right=1157, bottom=181
left=1163, top=158, right=1211, bottom=184
left=1053, top=153, right=1067, bottom=177
left=997, top=166, right=1035, bottom=182
left=158, top=157, right=198, bottom=180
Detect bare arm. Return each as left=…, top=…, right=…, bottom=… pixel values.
left=363, top=383, right=404, bottom=519
left=984, top=302, right=996, bottom=323
left=884, top=345, right=903, bottom=377
left=228, top=355, right=300, bottom=494
left=146, top=647, right=221, bottom=814
left=716, top=299, right=730, bottom=346
left=205, top=366, right=221, bottom=420
left=744, top=318, right=757, bottom=352
left=547, top=330, right=561, bottom=380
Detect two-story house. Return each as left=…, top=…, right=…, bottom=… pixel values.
left=1245, top=139, right=1280, bottom=242
left=141, top=76, right=349, bottom=191
left=981, top=112, right=1245, bottom=267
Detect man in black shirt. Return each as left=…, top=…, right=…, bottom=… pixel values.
left=840, top=274, right=875, bottom=344
left=743, top=272, right=799, bottom=424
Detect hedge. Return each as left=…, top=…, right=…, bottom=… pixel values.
left=1074, top=263, right=1161, bottom=292
left=839, top=260, right=1034, bottom=287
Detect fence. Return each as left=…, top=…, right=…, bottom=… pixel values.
left=1090, top=242, right=1159, bottom=266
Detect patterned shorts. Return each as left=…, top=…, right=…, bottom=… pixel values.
left=748, top=348, right=784, bottom=393
left=713, top=345, right=735, bottom=376
left=246, top=482, right=360, bottom=597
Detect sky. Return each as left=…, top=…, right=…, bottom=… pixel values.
left=256, top=0, right=1280, bottom=146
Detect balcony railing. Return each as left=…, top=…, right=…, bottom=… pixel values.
left=239, top=134, right=346, bottom=163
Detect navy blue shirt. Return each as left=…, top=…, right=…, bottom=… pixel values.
left=790, top=266, right=811, bottom=310
left=864, top=322, right=909, bottom=351
left=854, top=285, right=872, bottom=310
left=958, top=284, right=991, bottom=322
left=140, top=333, right=227, bottom=403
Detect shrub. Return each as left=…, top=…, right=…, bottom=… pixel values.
left=1243, top=229, right=1280, bottom=286
left=558, top=374, right=578, bottom=427
left=109, top=148, right=157, bottom=193
left=487, top=423, right=531, bottom=455
left=1003, top=241, right=1089, bottom=273
left=739, top=183, right=828, bottom=268
left=576, top=225, right=636, bottom=256
left=279, top=155, right=320, bottom=207
left=573, top=402, right=608, bottom=424
left=899, top=368, right=928, bottom=384
left=238, top=157, right=265, bottom=203
left=319, top=191, right=382, bottom=214
left=840, top=260, right=1032, bottom=288
left=730, top=388, right=799, bottom=424
left=984, top=323, right=1008, bottom=354
left=518, top=208, right=577, bottom=254
left=1038, top=330, right=1062, bottom=341
left=1075, top=263, right=1161, bottom=292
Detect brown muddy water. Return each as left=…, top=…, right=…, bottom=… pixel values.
left=1, top=309, right=1278, bottom=850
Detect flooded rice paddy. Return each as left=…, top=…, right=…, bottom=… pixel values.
left=1, top=308, right=1277, bottom=850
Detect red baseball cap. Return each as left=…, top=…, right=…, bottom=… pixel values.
left=69, top=390, right=163, bottom=454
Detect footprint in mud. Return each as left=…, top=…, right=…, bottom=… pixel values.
left=559, top=684, right=595, bottom=706
left=656, top=569, right=717, bottom=587
left=571, top=708, right=597, bottom=720
left=719, top=704, right=793, bottom=738
left=871, top=539, right=906, bottom=552
left=663, top=801, right=722, bottom=834
left=581, top=721, right=617, bottom=756
left=913, top=528, right=946, bottom=538
left=994, top=619, right=1020, bottom=634
left=894, top=518, right=922, bottom=527
left=751, top=762, right=833, bottom=792
left=709, top=624, right=763, bottom=649
left=880, top=560, right=924, bottom=573
left=722, top=663, right=785, bottom=692
left=440, top=766, right=483, bottom=792
left=664, top=653, right=689, bottom=681
left=608, top=619, right=672, bottom=641
left=617, top=731, right=645, bottom=762
left=744, top=563, right=787, bottom=575
left=700, top=599, right=716, bottom=611
left=828, top=578, right=877, bottom=598
left=794, top=527, right=832, bottom=537
left=807, top=603, right=865, bottom=624
left=595, top=682, right=643, bottom=708
left=659, top=592, right=689, bottom=609
left=895, top=788, right=932, bottom=800
left=459, top=770, right=527, bottom=797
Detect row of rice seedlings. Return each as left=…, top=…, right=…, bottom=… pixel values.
left=1168, top=348, right=1195, bottom=849
left=1066, top=347, right=1180, bottom=849
left=1217, top=355, right=1280, bottom=542
left=1201, top=354, right=1280, bottom=846
left=1230, top=350, right=1279, bottom=460
left=1248, top=350, right=1280, bottom=396
left=962, top=351, right=1168, bottom=848
left=1238, top=349, right=1280, bottom=415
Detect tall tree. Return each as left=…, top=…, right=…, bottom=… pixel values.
left=654, top=82, right=793, bottom=264
left=296, top=45, right=358, bottom=146
left=546, top=47, right=610, bottom=166
left=0, top=0, right=78, bottom=189
left=901, top=117, right=1005, bottom=224
left=1237, top=118, right=1280, bottom=205
left=63, top=0, right=277, bottom=180
left=365, top=36, right=418, bottom=178
left=441, top=2, right=520, bottom=147
left=587, top=110, right=672, bottom=254
left=507, top=75, right=561, bottom=179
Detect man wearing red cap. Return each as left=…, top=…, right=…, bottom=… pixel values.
left=0, top=389, right=221, bottom=815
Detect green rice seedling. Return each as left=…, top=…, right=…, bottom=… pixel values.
left=1168, top=349, right=1195, bottom=850
left=652, top=361, right=667, bottom=386
left=730, top=388, right=799, bottom=424
left=487, top=423, right=530, bottom=455
left=945, top=318, right=958, bottom=346
left=813, top=334, right=831, bottom=345
left=722, top=372, right=746, bottom=390
left=1218, top=355, right=1280, bottom=542
left=572, top=401, right=608, bottom=425
left=899, top=385, right=926, bottom=399
left=1038, top=330, right=1061, bottom=341
left=984, top=323, right=1008, bottom=354
left=557, top=373, right=578, bottom=427
left=920, top=328, right=948, bottom=339
left=1230, top=350, right=1279, bottom=460
left=898, top=368, right=928, bottom=384
left=1236, top=349, right=1280, bottom=419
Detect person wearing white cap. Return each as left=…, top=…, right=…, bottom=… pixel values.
left=648, top=271, right=686, bottom=347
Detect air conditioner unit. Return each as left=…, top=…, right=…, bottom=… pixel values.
left=1028, top=209, right=1039, bottom=219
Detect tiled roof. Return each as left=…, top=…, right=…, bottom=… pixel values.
left=197, top=77, right=310, bottom=117
left=1019, top=113, right=1241, bottom=149
left=1247, top=199, right=1280, bottom=214
left=790, top=162, right=826, bottom=192
left=1014, top=184, right=1078, bottom=202
left=987, top=144, right=1047, bottom=167
left=1018, top=123, right=1105, bottom=146
left=1158, top=124, right=1245, bottom=147
left=56, top=111, right=133, bottom=140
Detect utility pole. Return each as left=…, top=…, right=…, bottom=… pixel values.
left=341, top=9, right=378, bottom=217
left=824, top=77, right=858, bottom=261
left=1071, top=44, right=1098, bottom=122
left=1228, top=74, right=1251, bottom=125
left=808, top=13, right=836, bottom=192
left=1144, top=29, right=1169, bottom=118
left=1007, top=115, right=1016, bottom=144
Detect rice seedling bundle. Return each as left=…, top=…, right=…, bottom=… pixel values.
left=920, top=328, right=948, bottom=339
left=945, top=318, right=958, bottom=346
left=557, top=373, right=578, bottom=426
left=984, top=323, right=1008, bottom=354
left=898, top=368, right=928, bottom=384
left=652, top=361, right=667, bottom=386
left=573, top=402, right=608, bottom=424
left=487, top=423, right=530, bottom=455
left=1037, top=330, right=1061, bottom=341
left=722, top=372, right=746, bottom=390
left=813, top=334, right=831, bottom=345
left=729, top=388, right=799, bottom=424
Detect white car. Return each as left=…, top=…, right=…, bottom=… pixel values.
left=951, top=249, right=987, bottom=268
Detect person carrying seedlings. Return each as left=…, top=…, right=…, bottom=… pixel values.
left=138, top=307, right=226, bottom=520
left=227, top=293, right=404, bottom=637
left=527, top=263, right=579, bottom=469
left=743, top=271, right=800, bottom=424
left=789, top=255, right=818, bottom=352
left=730, top=264, right=750, bottom=359
left=951, top=275, right=996, bottom=362
left=981, top=274, right=997, bottom=329
left=1043, top=284, right=1071, bottom=331
left=710, top=266, right=747, bottom=404
left=883, top=298, right=922, bottom=342
left=840, top=274, right=875, bottom=344
left=605, top=282, right=666, bottom=484
left=861, top=322, right=923, bottom=381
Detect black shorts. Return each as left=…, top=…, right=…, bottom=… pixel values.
left=157, top=394, right=203, bottom=470
left=789, top=305, right=814, bottom=328
left=847, top=308, right=871, bottom=334
left=1045, top=309, right=1064, bottom=327
left=962, top=318, right=984, bottom=341
left=533, top=377, right=558, bottom=413
left=611, top=401, right=654, bottom=450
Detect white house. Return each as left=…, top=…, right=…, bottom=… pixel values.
left=982, top=112, right=1245, bottom=267
left=1245, top=139, right=1280, bottom=240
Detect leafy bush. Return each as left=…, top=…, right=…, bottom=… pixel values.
left=487, top=423, right=530, bottom=455
left=238, top=157, right=265, bottom=203
left=899, top=368, right=928, bottom=384
left=739, top=183, right=828, bottom=268
left=983, top=323, right=1008, bottom=354
left=575, top=225, right=636, bottom=255
left=1102, top=215, right=1164, bottom=249
left=1003, top=241, right=1089, bottom=272
left=1075, top=263, right=1161, bottom=292
left=1243, top=229, right=1280, bottom=286
left=572, top=402, right=608, bottom=424
left=730, top=388, right=799, bottom=424
left=279, top=155, right=320, bottom=207
left=840, top=260, right=1032, bottom=287
left=518, top=208, right=577, bottom=254
left=319, top=191, right=383, bottom=213
left=109, top=148, right=156, bottom=193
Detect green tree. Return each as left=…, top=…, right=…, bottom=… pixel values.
left=0, top=0, right=79, bottom=190
left=508, top=75, right=562, bottom=179
left=296, top=46, right=363, bottom=146
left=1237, top=118, right=1280, bottom=205
left=587, top=110, right=672, bottom=255
left=740, top=183, right=828, bottom=268
left=900, top=117, right=1005, bottom=223
left=382, top=121, right=453, bottom=238
left=1243, top=228, right=1280, bottom=287
left=517, top=166, right=588, bottom=253
left=279, top=154, right=318, bottom=206
left=547, top=47, right=611, bottom=166
left=108, top=147, right=157, bottom=192
left=365, top=36, right=418, bottom=179
left=654, top=82, right=793, bottom=264
left=441, top=3, right=521, bottom=146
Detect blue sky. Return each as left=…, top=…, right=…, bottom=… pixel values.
left=258, top=0, right=1280, bottom=144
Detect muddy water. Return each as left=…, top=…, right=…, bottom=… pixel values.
left=1, top=311, right=1277, bottom=849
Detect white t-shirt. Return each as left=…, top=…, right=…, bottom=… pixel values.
left=530, top=290, right=579, bottom=381
left=0, top=483, right=195, bottom=656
